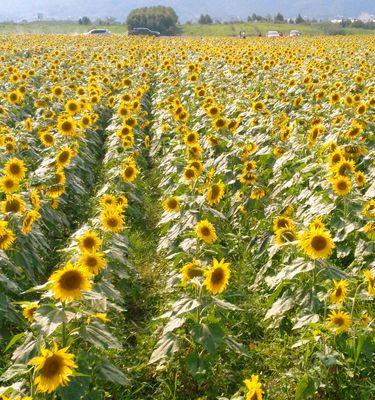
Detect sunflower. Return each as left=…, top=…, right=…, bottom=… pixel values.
left=250, top=188, right=266, bottom=200
left=30, top=189, right=41, bottom=211
left=22, top=302, right=39, bottom=322
left=362, top=199, right=375, bottom=218
left=363, top=270, right=375, bottom=296
left=363, top=222, right=375, bottom=240
left=121, top=162, right=139, bottom=183
left=275, top=227, right=298, bottom=246
left=57, top=116, right=77, bottom=136
left=206, top=181, right=225, bottom=206
left=196, top=220, right=217, bottom=244
left=183, top=166, right=197, bottom=182
left=0, top=221, right=15, bottom=250
left=183, top=130, right=199, bottom=146
left=79, top=251, right=106, bottom=275
left=56, top=147, right=74, bottom=168
left=252, top=101, right=266, bottom=112
left=240, top=171, right=257, bottom=185
left=100, top=194, right=117, bottom=208
left=22, top=210, right=41, bottom=234
left=100, top=208, right=125, bottom=233
left=52, top=86, right=64, bottom=97
left=40, top=131, right=55, bottom=147
left=163, top=196, right=180, bottom=212
left=180, top=259, right=203, bottom=284
left=330, top=280, right=349, bottom=304
left=212, top=117, right=228, bottom=131
left=77, top=230, right=102, bottom=253
left=332, top=159, right=355, bottom=176
left=0, top=175, right=20, bottom=194
left=328, top=150, right=343, bottom=166
left=244, top=375, right=263, bottom=400
left=29, top=344, right=77, bottom=393
left=327, top=310, right=352, bottom=334
left=356, top=171, right=366, bottom=187
left=299, top=227, right=335, bottom=259
left=308, top=216, right=326, bottom=230
left=4, top=158, right=27, bottom=180
left=1, top=194, right=26, bottom=214
left=331, top=176, right=352, bottom=196
left=272, top=215, right=294, bottom=232
left=65, top=99, right=81, bottom=115
left=204, top=258, right=230, bottom=295
left=49, top=262, right=92, bottom=302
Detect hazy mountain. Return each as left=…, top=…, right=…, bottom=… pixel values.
left=0, top=0, right=374, bottom=22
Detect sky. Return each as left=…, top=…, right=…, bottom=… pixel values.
left=0, top=0, right=374, bottom=22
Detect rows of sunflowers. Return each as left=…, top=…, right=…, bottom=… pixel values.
left=0, top=34, right=374, bottom=400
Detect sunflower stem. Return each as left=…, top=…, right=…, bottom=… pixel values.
left=62, top=301, right=67, bottom=347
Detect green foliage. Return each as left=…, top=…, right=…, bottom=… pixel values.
left=126, top=6, right=178, bottom=35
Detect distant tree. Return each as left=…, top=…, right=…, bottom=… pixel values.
left=126, top=6, right=178, bottom=35
left=274, top=12, right=285, bottom=22
left=252, top=13, right=257, bottom=21
left=198, top=14, right=213, bottom=24
left=295, top=14, right=305, bottom=24
left=78, top=16, right=91, bottom=25
left=37, top=13, right=43, bottom=21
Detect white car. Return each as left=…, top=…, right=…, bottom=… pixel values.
left=267, top=31, right=280, bottom=38
left=84, top=29, right=111, bottom=36
left=290, top=30, right=301, bottom=37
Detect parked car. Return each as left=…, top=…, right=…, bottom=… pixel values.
left=84, top=29, right=110, bottom=36
left=127, top=27, right=160, bottom=37
left=267, top=31, right=280, bottom=38
left=290, top=30, right=301, bottom=37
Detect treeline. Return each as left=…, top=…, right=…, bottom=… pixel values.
left=126, top=6, right=179, bottom=35
left=191, top=12, right=375, bottom=28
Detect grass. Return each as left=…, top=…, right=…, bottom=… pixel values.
left=0, top=20, right=373, bottom=36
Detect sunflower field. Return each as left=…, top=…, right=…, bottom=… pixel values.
left=0, top=34, right=374, bottom=400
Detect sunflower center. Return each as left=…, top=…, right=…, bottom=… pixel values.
left=337, top=180, right=348, bottom=191
left=60, top=271, right=83, bottom=291
left=211, top=185, right=220, bottom=199
left=335, top=287, right=342, bottom=296
left=4, top=179, right=15, bottom=188
left=168, top=199, right=178, bottom=209
left=311, top=235, right=328, bottom=251
left=61, top=121, right=73, bottom=132
left=0, top=233, right=9, bottom=245
left=9, top=164, right=21, bottom=175
left=83, top=237, right=95, bottom=249
left=44, top=134, right=54, bottom=143
left=334, top=317, right=344, bottom=326
left=185, top=169, right=195, bottom=179
left=124, top=167, right=134, bottom=178
left=5, top=199, right=21, bottom=212
left=106, top=217, right=119, bottom=228
left=40, top=355, right=63, bottom=377
left=211, top=268, right=224, bottom=284
left=58, top=151, right=70, bottom=163
left=85, top=256, right=98, bottom=268
left=200, top=226, right=211, bottom=237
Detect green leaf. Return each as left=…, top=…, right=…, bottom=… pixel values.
left=295, top=374, right=316, bottom=400
left=80, top=321, right=121, bottom=350
left=213, top=297, right=240, bottom=311
left=191, top=323, right=224, bottom=354
left=185, top=352, right=208, bottom=376
left=5, top=333, right=25, bottom=352
left=172, top=296, right=201, bottom=317
left=59, top=375, right=91, bottom=400
left=149, top=333, right=179, bottom=365
left=97, top=359, right=130, bottom=385
left=0, top=364, right=29, bottom=382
